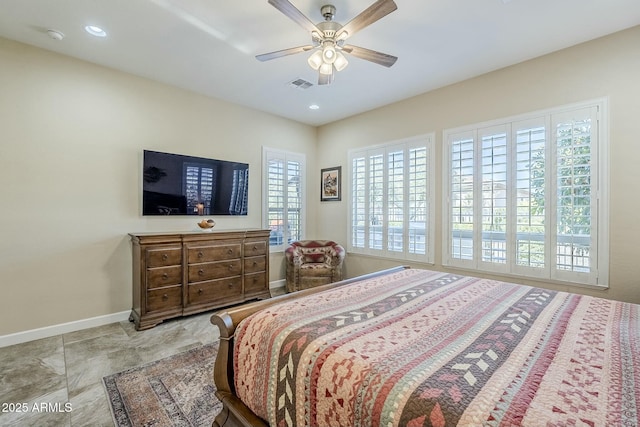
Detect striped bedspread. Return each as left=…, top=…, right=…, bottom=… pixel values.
left=233, top=268, right=639, bottom=426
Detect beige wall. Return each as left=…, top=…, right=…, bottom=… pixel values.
left=316, top=26, right=640, bottom=305
left=0, top=38, right=317, bottom=336
left=1, top=25, right=639, bottom=337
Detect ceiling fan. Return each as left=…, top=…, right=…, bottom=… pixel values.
left=256, top=0, right=398, bottom=85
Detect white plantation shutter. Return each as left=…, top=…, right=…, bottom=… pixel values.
left=449, top=133, right=475, bottom=266
left=408, top=147, right=428, bottom=256
left=349, top=135, right=434, bottom=262
left=552, top=107, right=599, bottom=284
left=479, top=126, right=509, bottom=272
left=286, top=160, right=302, bottom=243
left=388, top=148, right=404, bottom=252
left=266, top=154, right=285, bottom=245
left=444, top=99, right=608, bottom=287
left=369, top=150, right=385, bottom=251
left=263, top=148, right=305, bottom=251
left=514, top=120, right=547, bottom=273
left=351, top=156, right=366, bottom=249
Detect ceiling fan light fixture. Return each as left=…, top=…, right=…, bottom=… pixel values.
left=322, top=43, right=336, bottom=64
left=319, top=62, right=333, bottom=75
left=334, top=51, right=348, bottom=71
left=307, top=50, right=323, bottom=70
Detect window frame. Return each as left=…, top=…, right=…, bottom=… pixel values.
left=262, top=147, right=306, bottom=253
left=348, top=134, right=435, bottom=263
left=442, top=98, right=609, bottom=288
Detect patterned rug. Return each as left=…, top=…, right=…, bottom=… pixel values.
left=103, top=342, right=222, bottom=427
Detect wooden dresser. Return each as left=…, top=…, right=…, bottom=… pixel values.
left=129, top=229, right=270, bottom=330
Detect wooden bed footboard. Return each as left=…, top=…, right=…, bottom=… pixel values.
left=209, top=265, right=409, bottom=427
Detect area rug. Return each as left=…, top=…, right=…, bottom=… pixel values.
left=103, top=342, right=222, bottom=427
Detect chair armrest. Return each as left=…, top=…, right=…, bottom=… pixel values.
left=327, top=244, right=345, bottom=266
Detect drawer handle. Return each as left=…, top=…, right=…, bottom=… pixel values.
left=198, top=251, right=204, bottom=258
left=228, top=264, right=234, bottom=270
left=253, top=245, right=258, bottom=251
left=227, top=249, right=233, bottom=255
left=162, top=294, right=168, bottom=301
left=228, top=282, right=234, bottom=288
left=252, top=261, right=258, bottom=266
left=198, top=269, right=204, bottom=276
left=162, top=273, right=168, bottom=280
left=198, top=289, right=203, bottom=295
left=162, top=254, right=168, bottom=261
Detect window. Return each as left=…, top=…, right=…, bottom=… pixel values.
left=349, top=135, right=435, bottom=262
left=443, top=99, right=609, bottom=287
left=263, top=148, right=305, bottom=251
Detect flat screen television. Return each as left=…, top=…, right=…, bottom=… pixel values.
left=142, top=150, right=249, bottom=216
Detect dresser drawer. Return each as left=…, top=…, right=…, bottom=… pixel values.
left=187, top=276, right=242, bottom=305
left=146, top=286, right=182, bottom=312
left=245, top=272, right=267, bottom=294
left=187, top=243, right=241, bottom=263
left=244, top=256, right=266, bottom=274
left=188, top=260, right=241, bottom=282
left=146, top=247, right=182, bottom=267
left=147, top=265, right=182, bottom=289
left=244, top=241, right=267, bottom=257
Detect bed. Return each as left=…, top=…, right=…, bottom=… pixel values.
left=210, top=266, right=639, bottom=427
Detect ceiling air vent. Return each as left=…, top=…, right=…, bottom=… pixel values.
left=288, top=78, right=313, bottom=90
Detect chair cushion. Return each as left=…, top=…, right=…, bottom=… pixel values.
left=299, top=264, right=333, bottom=276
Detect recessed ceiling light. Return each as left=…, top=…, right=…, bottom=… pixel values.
left=85, top=25, right=106, bottom=37
left=309, top=104, right=320, bottom=110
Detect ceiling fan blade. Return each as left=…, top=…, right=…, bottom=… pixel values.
left=268, top=0, right=322, bottom=34
left=256, top=45, right=314, bottom=62
left=335, top=0, right=397, bottom=40
left=341, top=45, right=397, bottom=67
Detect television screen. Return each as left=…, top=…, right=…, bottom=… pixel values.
left=142, top=150, right=249, bottom=216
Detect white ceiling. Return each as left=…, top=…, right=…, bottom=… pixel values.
left=1, top=0, right=639, bottom=126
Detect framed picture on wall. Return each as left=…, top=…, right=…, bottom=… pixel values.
left=320, top=166, right=341, bottom=202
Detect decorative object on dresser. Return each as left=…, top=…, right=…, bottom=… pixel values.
left=129, top=229, right=270, bottom=330
left=285, top=240, right=345, bottom=292
left=197, top=218, right=216, bottom=230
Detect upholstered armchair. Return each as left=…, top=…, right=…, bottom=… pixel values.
left=285, top=240, right=346, bottom=293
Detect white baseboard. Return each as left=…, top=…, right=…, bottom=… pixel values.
left=2, top=281, right=286, bottom=348
left=270, top=279, right=286, bottom=290
left=0, top=310, right=131, bottom=348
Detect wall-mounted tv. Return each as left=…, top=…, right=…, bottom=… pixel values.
left=142, top=150, right=249, bottom=216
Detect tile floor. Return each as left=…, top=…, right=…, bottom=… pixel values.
left=0, top=310, right=223, bottom=427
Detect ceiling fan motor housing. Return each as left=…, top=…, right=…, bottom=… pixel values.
left=316, top=20, right=342, bottom=40
left=321, top=4, right=336, bottom=20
